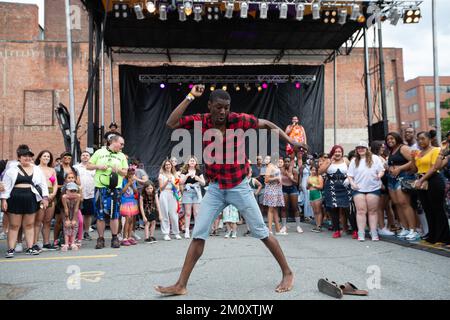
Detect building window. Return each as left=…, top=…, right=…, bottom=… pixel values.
left=408, top=104, right=419, bottom=113
left=412, top=120, right=421, bottom=129
left=428, top=118, right=436, bottom=127
left=425, top=85, right=450, bottom=93
left=426, top=101, right=435, bottom=109
left=405, top=88, right=417, bottom=99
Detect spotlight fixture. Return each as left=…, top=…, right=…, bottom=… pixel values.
left=295, top=3, right=305, bottom=21
left=295, top=82, right=301, bottom=89
left=114, top=3, right=128, bottom=18
left=244, top=83, right=251, bottom=92
left=240, top=2, right=248, bottom=18
left=404, top=7, right=421, bottom=24
left=389, top=7, right=401, bottom=26
left=350, top=4, right=360, bottom=21
left=188, top=84, right=194, bottom=89
left=225, top=2, right=234, bottom=19
left=260, top=2, right=268, bottom=19
left=178, top=5, right=187, bottom=21
left=234, top=84, right=241, bottom=91
left=134, top=4, right=145, bottom=20
left=194, top=5, right=202, bottom=22
left=160, top=83, right=166, bottom=89
left=222, top=85, right=228, bottom=91
left=257, top=85, right=263, bottom=92
left=146, top=1, right=156, bottom=14
left=324, top=10, right=336, bottom=24
left=338, top=9, right=347, bottom=25
left=159, top=4, right=167, bottom=21
left=262, top=83, right=268, bottom=89
left=184, top=1, right=193, bottom=16
left=279, top=3, right=288, bottom=19
left=210, top=84, right=216, bottom=91
left=312, top=2, right=321, bottom=20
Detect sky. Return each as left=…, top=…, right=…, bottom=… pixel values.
left=0, top=0, right=448, bottom=80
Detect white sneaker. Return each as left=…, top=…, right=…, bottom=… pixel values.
left=378, top=227, right=395, bottom=236
left=175, top=234, right=182, bottom=240
left=184, top=232, right=190, bottom=239
left=371, top=231, right=379, bottom=241
left=275, top=231, right=288, bottom=236
left=296, top=226, right=304, bottom=234
left=163, top=235, right=171, bottom=241
left=231, top=231, right=237, bottom=239
left=117, top=233, right=123, bottom=242
left=405, top=231, right=420, bottom=241
left=397, top=229, right=410, bottom=238
left=224, top=231, right=231, bottom=239
left=358, top=232, right=365, bottom=242
left=0, top=232, right=7, bottom=240
left=133, top=233, right=141, bottom=241
left=15, top=243, right=23, bottom=253
left=280, top=226, right=287, bottom=234
left=89, top=227, right=94, bottom=233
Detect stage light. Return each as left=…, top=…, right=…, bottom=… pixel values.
left=159, top=4, right=167, bottom=21
left=324, top=10, right=336, bottom=24
left=160, top=83, right=166, bottom=89
left=222, top=85, right=228, bottom=91
left=312, top=2, right=321, bottom=20
left=184, top=1, right=193, bottom=16
left=194, top=5, right=202, bottom=22
left=257, top=85, right=262, bottom=92
left=188, top=84, right=194, bottom=89
left=240, top=2, right=248, bottom=19
left=350, top=4, right=360, bottom=21
left=260, top=2, right=268, bottom=19
left=279, top=3, right=288, bottom=19
left=244, top=83, right=251, bottom=92
left=146, top=1, right=156, bottom=14
left=234, top=84, right=241, bottom=91
left=338, top=9, right=347, bottom=25
left=225, top=2, right=234, bottom=19
left=404, top=7, right=421, bottom=24
left=134, top=4, right=145, bottom=20
left=295, top=82, right=301, bottom=89
left=295, top=3, right=305, bottom=21
left=210, top=84, right=216, bottom=91
left=179, top=5, right=187, bottom=22
left=389, top=7, right=400, bottom=26
left=262, top=83, right=268, bottom=89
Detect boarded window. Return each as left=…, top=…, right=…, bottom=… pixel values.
left=24, top=90, right=54, bottom=126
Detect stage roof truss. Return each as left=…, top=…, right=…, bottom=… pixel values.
left=138, top=74, right=317, bottom=84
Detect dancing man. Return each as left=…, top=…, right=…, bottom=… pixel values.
left=154, top=85, right=308, bottom=295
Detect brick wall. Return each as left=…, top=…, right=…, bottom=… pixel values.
left=0, top=3, right=39, bottom=41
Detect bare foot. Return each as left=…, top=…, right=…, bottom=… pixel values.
left=154, top=284, right=187, bottom=296
left=275, top=273, right=294, bottom=293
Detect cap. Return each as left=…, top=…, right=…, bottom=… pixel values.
left=17, top=145, right=34, bottom=157
left=60, top=151, right=73, bottom=158
left=66, top=182, right=79, bottom=191
left=356, top=141, right=369, bottom=149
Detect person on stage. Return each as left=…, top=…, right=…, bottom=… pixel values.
left=285, top=116, right=307, bottom=168
left=154, top=85, right=307, bottom=295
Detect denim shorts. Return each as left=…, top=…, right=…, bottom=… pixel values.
left=387, top=172, right=416, bottom=191
left=352, top=189, right=381, bottom=197
left=282, top=185, right=298, bottom=195
left=94, top=187, right=121, bottom=220
left=182, top=188, right=201, bottom=204
left=192, top=178, right=269, bottom=240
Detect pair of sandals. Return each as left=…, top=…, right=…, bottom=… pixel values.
left=318, top=278, right=368, bottom=299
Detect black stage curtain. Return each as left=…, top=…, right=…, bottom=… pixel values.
left=119, top=65, right=324, bottom=178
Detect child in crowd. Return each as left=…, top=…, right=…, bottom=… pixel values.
left=120, top=168, right=140, bottom=246
left=307, top=163, right=324, bottom=232
left=223, top=205, right=239, bottom=239
left=140, top=181, right=161, bottom=243
left=61, top=182, right=82, bottom=251
left=62, top=172, right=84, bottom=246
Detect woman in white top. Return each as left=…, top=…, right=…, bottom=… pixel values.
left=158, top=159, right=182, bottom=241
left=347, top=141, right=385, bottom=242
left=1, top=145, right=49, bottom=258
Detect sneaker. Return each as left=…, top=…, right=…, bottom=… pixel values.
left=42, top=243, right=57, bottom=251
left=243, top=230, right=251, bottom=237
left=184, top=232, right=190, bottom=239
left=15, top=243, right=23, bottom=253
left=128, top=238, right=137, bottom=245
left=89, top=226, right=94, bottom=232
left=117, top=233, right=124, bottom=242
left=296, top=226, right=304, bottom=234
left=5, top=249, right=14, bottom=258
left=61, top=244, right=69, bottom=252
left=352, top=231, right=358, bottom=240
left=95, top=237, right=105, bottom=249
left=25, top=248, right=39, bottom=255
left=231, top=231, right=237, bottom=239
left=280, top=226, right=287, bottom=234
left=121, top=239, right=131, bottom=246
left=311, top=226, right=322, bottom=233
left=371, top=231, right=380, bottom=241
left=83, top=232, right=92, bottom=241
left=332, top=231, right=341, bottom=239
left=396, top=229, right=410, bottom=238
left=175, top=234, right=182, bottom=240
left=150, top=237, right=158, bottom=243
left=224, top=231, right=231, bottom=239
left=32, top=244, right=43, bottom=254
left=406, top=231, right=421, bottom=241
left=358, top=232, right=365, bottom=242
left=164, top=235, right=171, bottom=241
left=0, top=232, right=7, bottom=240
left=378, top=227, right=395, bottom=236
left=70, top=243, right=79, bottom=251
left=111, top=236, right=121, bottom=248
left=275, top=231, right=288, bottom=236
left=132, top=233, right=141, bottom=241
left=53, top=239, right=60, bottom=247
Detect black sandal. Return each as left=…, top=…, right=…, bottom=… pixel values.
left=318, top=278, right=343, bottom=299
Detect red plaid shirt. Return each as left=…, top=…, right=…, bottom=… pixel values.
left=179, top=112, right=258, bottom=189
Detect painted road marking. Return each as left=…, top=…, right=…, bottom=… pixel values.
left=0, top=254, right=117, bottom=263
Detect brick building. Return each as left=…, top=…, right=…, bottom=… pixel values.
left=1, top=1, right=407, bottom=160
left=401, top=76, right=450, bottom=133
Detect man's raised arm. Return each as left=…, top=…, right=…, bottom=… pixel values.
left=166, top=85, right=205, bottom=129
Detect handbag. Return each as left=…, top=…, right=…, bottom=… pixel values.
left=18, top=165, right=43, bottom=197
left=400, top=176, right=428, bottom=192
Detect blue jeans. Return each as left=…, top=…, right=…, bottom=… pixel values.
left=192, top=178, right=269, bottom=240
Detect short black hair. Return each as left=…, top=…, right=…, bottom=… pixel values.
left=209, top=89, right=231, bottom=103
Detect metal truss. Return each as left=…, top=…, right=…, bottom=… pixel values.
left=138, top=74, right=317, bottom=84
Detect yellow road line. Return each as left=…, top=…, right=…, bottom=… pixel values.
left=0, top=254, right=117, bottom=263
